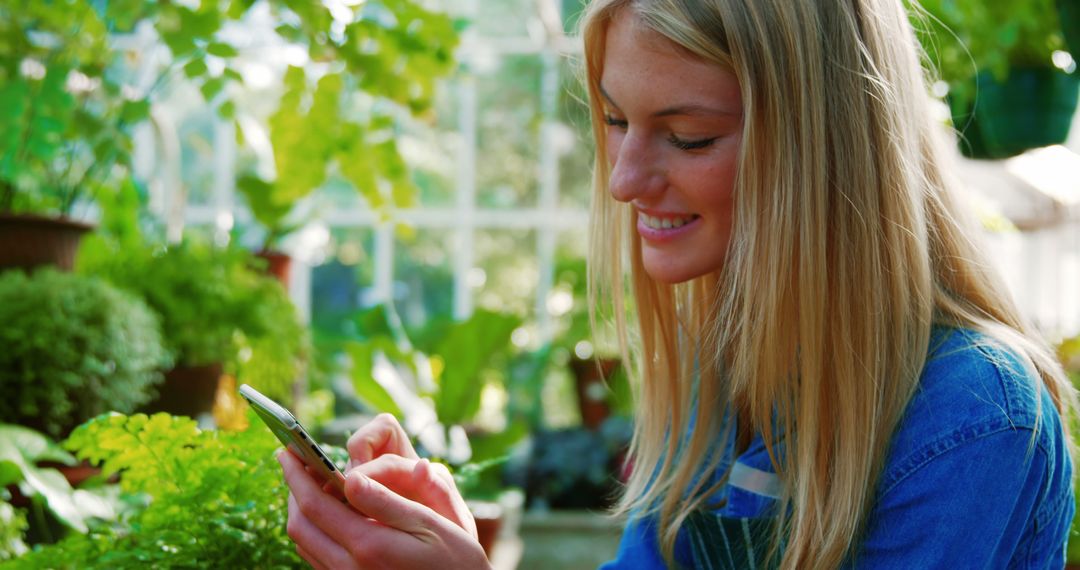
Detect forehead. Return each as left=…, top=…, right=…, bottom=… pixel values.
left=599, top=9, right=741, bottom=112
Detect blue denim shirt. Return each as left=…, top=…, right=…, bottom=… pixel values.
left=600, top=328, right=1075, bottom=569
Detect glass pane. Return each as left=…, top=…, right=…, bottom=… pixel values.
left=558, top=54, right=594, bottom=210
left=476, top=55, right=543, bottom=209
left=470, top=0, right=538, bottom=39
left=394, top=228, right=456, bottom=332
left=405, top=78, right=460, bottom=208
left=178, top=107, right=218, bottom=207
left=474, top=229, right=538, bottom=316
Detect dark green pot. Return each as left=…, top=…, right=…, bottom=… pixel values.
left=951, top=67, right=1080, bottom=160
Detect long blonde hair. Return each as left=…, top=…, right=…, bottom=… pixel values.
left=581, top=0, right=1078, bottom=568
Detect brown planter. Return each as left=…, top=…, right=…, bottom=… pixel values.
left=469, top=500, right=504, bottom=558
left=0, top=213, right=93, bottom=272
left=143, top=363, right=224, bottom=418
left=569, top=358, right=620, bottom=430
left=255, top=250, right=292, bottom=289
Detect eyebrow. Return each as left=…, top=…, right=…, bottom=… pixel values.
left=599, top=83, right=740, bottom=118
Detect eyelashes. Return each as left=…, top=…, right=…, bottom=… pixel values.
left=603, top=114, right=718, bottom=151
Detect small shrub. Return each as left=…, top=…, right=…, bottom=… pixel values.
left=0, top=269, right=171, bottom=438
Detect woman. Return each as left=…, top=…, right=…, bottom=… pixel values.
left=278, top=0, right=1078, bottom=568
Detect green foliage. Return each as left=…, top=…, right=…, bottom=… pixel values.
left=0, top=0, right=249, bottom=216
left=4, top=413, right=308, bottom=569
left=231, top=269, right=310, bottom=405
left=909, top=0, right=1069, bottom=107
left=0, top=270, right=171, bottom=438
left=237, top=0, right=460, bottom=249
left=80, top=239, right=301, bottom=370
left=0, top=501, right=28, bottom=562
left=0, top=424, right=98, bottom=535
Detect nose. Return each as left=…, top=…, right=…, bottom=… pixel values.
left=608, top=133, right=665, bottom=203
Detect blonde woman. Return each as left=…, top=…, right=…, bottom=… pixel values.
left=277, top=0, right=1078, bottom=568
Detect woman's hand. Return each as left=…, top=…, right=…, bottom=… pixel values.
left=278, top=413, right=490, bottom=570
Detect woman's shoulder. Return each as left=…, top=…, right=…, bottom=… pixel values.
left=880, top=326, right=1066, bottom=492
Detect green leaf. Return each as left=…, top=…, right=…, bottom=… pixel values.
left=219, top=100, right=236, bottom=120
left=200, top=77, right=226, bottom=101
left=346, top=341, right=404, bottom=418
left=206, top=42, right=239, bottom=57
left=183, top=58, right=209, bottom=79
left=120, top=99, right=151, bottom=124
left=432, top=311, right=520, bottom=426
left=0, top=424, right=77, bottom=466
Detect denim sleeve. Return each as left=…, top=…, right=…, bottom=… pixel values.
left=849, top=426, right=1065, bottom=569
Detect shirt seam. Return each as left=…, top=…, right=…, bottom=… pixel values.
left=879, top=419, right=1043, bottom=499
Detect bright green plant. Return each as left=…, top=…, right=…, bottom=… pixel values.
left=3, top=412, right=318, bottom=569
left=909, top=0, right=1069, bottom=106
left=80, top=239, right=292, bottom=369
left=0, top=0, right=251, bottom=216
left=0, top=270, right=171, bottom=438
left=232, top=271, right=310, bottom=405
left=233, top=0, right=461, bottom=250
left=1, top=0, right=458, bottom=224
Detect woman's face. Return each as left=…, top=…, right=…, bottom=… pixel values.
left=600, top=10, right=743, bottom=284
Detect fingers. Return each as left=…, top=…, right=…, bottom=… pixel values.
left=343, top=469, right=453, bottom=540
left=288, top=493, right=355, bottom=570
left=281, top=448, right=492, bottom=570
left=347, top=413, right=418, bottom=468
left=351, top=455, right=477, bottom=539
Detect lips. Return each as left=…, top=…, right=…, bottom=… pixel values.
left=636, top=211, right=701, bottom=242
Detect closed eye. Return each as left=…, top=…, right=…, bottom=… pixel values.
left=604, top=114, right=628, bottom=129
left=667, top=134, right=718, bottom=151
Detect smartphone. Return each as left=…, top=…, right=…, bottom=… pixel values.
left=239, top=384, right=346, bottom=496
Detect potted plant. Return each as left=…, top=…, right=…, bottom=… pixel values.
left=913, top=0, right=1078, bottom=159
left=0, top=269, right=171, bottom=439
left=219, top=0, right=459, bottom=288
left=0, top=0, right=256, bottom=271
left=549, top=256, right=632, bottom=430
left=79, top=239, right=293, bottom=419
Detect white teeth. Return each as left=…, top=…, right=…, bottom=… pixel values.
left=640, top=213, right=696, bottom=230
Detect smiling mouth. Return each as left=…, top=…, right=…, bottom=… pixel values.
left=639, top=213, right=700, bottom=230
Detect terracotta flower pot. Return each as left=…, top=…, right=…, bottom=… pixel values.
left=469, top=500, right=504, bottom=557
left=569, top=358, right=620, bottom=430
left=0, top=213, right=93, bottom=272
left=255, top=250, right=292, bottom=290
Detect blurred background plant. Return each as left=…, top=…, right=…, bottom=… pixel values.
left=0, top=269, right=171, bottom=439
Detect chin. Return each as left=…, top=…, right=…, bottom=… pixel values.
left=642, top=263, right=704, bottom=284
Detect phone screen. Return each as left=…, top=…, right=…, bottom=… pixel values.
left=239, top=384, right=347, bottom=496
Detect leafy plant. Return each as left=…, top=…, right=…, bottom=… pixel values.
left=232, top=0, right=461, bottom=251
left=79, top=239, right=294, bottom=370
left=5, top=412, right=318, bottom=569
left=0, top=269, right=171, bottom=438
left=0, top=0, right=252, bottom=216
left=0, top=424, right=115, bottom=539
left=505, top=417, right=633, bottom=510
left=331, top=305, right=523, bottom=498
left=909, top=0, right=1070, bottom=107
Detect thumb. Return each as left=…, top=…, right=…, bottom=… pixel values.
left=345, top=470, right=442, bottom=538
